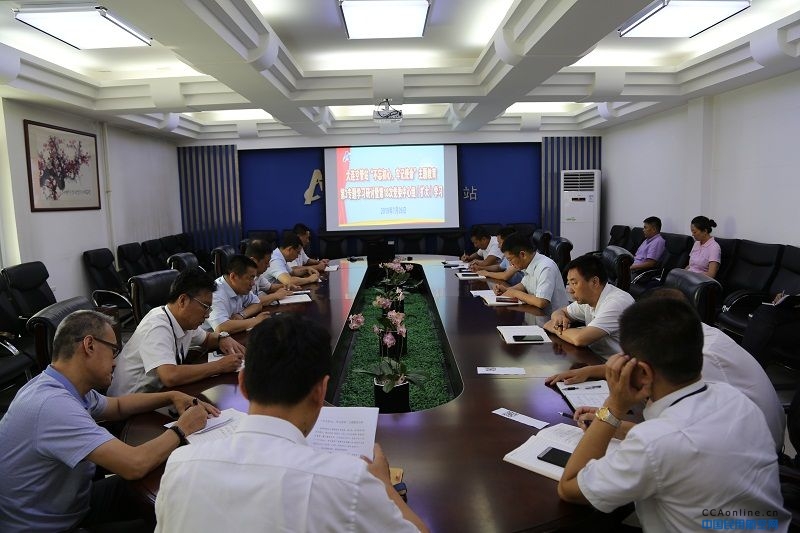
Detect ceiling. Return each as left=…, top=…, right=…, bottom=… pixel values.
left=0, top=0, right=798, bottom=143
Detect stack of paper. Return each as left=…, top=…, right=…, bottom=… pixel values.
left=496, top=325, right=551, bottom=343
left=164, top=408, right=246, bottom=445
left=324, top=264, right=340, bottom=272
left=278, top=293, right=313, bottom=304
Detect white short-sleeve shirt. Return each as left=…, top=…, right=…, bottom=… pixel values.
left=521, top=253, right=571, bottom=315
left=265, top=248, right=291, bottom=285
left=207, top=276, right=260, bottom=329
left=108, top=305, right=207, bottom=395
left=288, top=247, right=310, bottom=268
left=565, top=283, right=634, bottom=356
left=477, top=236, right=503, bottom=261
left=578, top=381, right=788, bottom=533
left=155, top=415, right=421, bottom=533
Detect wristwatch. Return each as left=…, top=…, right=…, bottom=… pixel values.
left=595, top=406, right=621, bottom=429
left=169, top=425, right=189, bottom=446
left=218, top=331, right=230, bottom=339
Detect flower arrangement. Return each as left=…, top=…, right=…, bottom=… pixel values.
left=378, top=259, right=422, bottom=293
left=348, top=309, right=406, bottom=351
left=353, top=357, right=428, bottom=393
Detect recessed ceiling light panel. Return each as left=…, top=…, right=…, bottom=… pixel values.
left=340, top=0, right=430, bottom=39
left=619, top=0, right=750, bottom=38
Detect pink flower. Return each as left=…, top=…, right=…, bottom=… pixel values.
left=404, top=264, right=413, bottom=272
left=372, top=325, right=380, bottom=335
left=347, top=313, right=365, bottom=330
left=382, top=332, right=396, bottom=348
left=372, top=296, right=392, bottom=309
left=397, top=324, right=407, bottom=337
left=387, top=310, right=405, bottom=327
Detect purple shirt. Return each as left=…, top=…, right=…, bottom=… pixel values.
left=687, top=237, right=722, bottom=274
left=633, top=234, right=666, bottom=264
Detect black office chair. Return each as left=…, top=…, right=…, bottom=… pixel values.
left=129, top=270, right=180, bottom=324
left=248, top=230, right=279, bottom=251
left=629, top=232, right=693, bottom=299
left=625, top=226, right=645, bottom=255
left=397, top=234, right=425, bottom=255
left=0, top=277, right=38, bottom=382
left=531, top=230, right=552, bottom=257
left=159, top=235, right=182, bottom=258
left=210, top=245, right=237, bottom=277
left=474, top=223, right=503, bottom=236
left=82, top=248, right=134, bottom=326
left=600, top=246, right=634, bottom=292
left=436, top=231, right=466, bottom=256
left=142, top=239, right=169, bottom=272
left=319, top=235, right=348, bottom=259
left=168, top=252, right=202, bottom=272
left=1, top=261, right=57, bottom=321
left=27, top=296, right=94, bottom=370
left=117, top=242, right=152, bottom=280
left=548, top=237, right=573, bottom=283
left=508, top=222, right=538, bottom=240
left=662, top=269, right=722, bottom=325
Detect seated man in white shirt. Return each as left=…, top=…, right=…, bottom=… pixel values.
left=543, top=255, right=634, bottom=356
left=245, top=239, right=292, bottom=305
left=155, top=314, right=430, bottom=533
left=208, top=255, right=271, bottom=334
left=557, top=298, right=789, bottom=532
left=108, top=269, right=246, bottom=396
left=461, top=225, right=502, bottom=269
left=492, top=232, right=570, bottom=315
left=289, top=223, right=329, bottom=275
left=265, top=233, right=320, bottom=287
left=475, top=226, right=524, bottom=286
left=545, top=288, right=786, bottom=451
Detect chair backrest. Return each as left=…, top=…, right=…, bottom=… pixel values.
left=26, top=296, right=94, bottom=370
left=175, top=232, right=194, bottom=253
left=0, top=276, right=25, bottom=337
left=117, top=242, right=151, bottom=280
left=475, top=223, right=502, bottom=237
left=318, top=236, right=347, bottom=259
left=436, top=231, right=465, bottom=256
left=548, top=237, right=573, bottom=279
left=625, top=226, right=645, bottom=254
left=248, top=230, right=278, bottom=250
left=508, top=222, right=538, bottom=239
left=1, top=261, right=57, bottom=318
left=714, top=237, right=739, bottom=284
left=397, top=234, right=425, bottom=254
left=531, top=230, right=552, bottom=257
left=723, top=240, right=783, bottom=297
left=211, top=245, right=237, bottom=277
left=142, top=239, right=169, bottom=271
left=601, top=245, right=634, bottom=292
left=658, top=232, right=694, bottom=276
left=663, top=269, right=723, bottom=325
left=168, top=252, right=200, bottom=272
left=768, top=245, right=800, bottom=296
left=82, top=248, right=127, bottom=295
left=159, top=234, right=181, bottom=256
left=608, top=225, right=630, bottom=248
left=129, top=270, right=180, bottom=324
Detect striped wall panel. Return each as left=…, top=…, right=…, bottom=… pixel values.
left=541, top=136, right=602, bottom=236
left=177, top=145, right=242, bottom=252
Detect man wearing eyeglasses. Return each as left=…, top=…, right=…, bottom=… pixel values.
left=0, top=309, right=218, bottom=533
left=108, top=268, right=245, bottom=396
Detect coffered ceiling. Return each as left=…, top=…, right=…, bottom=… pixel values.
left=0, top=0, right=798, bottom=143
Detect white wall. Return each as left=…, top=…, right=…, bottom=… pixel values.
left=0, top=99, right=180, bottom=300
left=602, top=69, right=800, bottom=247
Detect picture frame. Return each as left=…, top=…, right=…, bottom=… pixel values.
left=24, top=120, right=100, bottom=212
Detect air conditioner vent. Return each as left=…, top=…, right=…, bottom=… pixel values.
left=563, top=171, right=596, bottom=191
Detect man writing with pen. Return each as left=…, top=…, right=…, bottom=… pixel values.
left=543, top=255, right=633, bottom=357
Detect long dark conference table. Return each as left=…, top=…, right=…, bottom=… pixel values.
left=122, top=255, right=608, bottom=532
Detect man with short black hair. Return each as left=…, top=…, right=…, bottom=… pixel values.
left=208, top=254, right=271, bottom=334
left=0, top=310, right=216, bottom=533
left=475, top=227, right=524, bottom=285
left=631, top=216, right=666, bottom=272
left=265, top=233, right=320, bottom=287
left=290, top=222, right=329, bottom=274
left=461, top=225, right=501, bottom=268
left=493, top=232, right=570, bottom=314
left=155, top=314, right=429, bottom=533
left=109, top=268, right=245, bottom=396
left=544, top=254, right=634, bottom=356
left=245, top=239, right=292, bottom=306
left=557, top=299, right=789, bottom=532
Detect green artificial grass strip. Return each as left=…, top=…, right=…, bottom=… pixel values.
left=338, top=288, right=455, bottom=411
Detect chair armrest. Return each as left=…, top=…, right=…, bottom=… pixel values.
left=631, top=268, right=662, bottom=285
left=91, top=290, right=133, bottom=310
left=721, top=289, right=769, bottom=313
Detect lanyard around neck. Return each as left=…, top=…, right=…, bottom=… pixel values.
left=668, top=384, right=707, bottom=408
left=163, top=306, right=184, bottom=365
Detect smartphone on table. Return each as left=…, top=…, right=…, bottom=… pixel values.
left=537, top=447, right=571, bottom=468
left=512, top=334, right=544, bottom=343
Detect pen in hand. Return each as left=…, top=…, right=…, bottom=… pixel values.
left=558, top=411, right=573, bottom=419
left=562, top=385, right=602, bottom=390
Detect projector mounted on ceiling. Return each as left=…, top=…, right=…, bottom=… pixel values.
left=373, top=99, right=402, bottom=123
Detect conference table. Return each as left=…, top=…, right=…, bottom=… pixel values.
left=122, top=255, right=610, bottom=532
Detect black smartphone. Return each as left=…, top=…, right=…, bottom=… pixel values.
left=512, top=334, right=544, bottom=343
left=496, top=296, right=519, bottom=303
left=460, top=273, right=479, bottom=277
left=537, top=447, right=571, bottom=468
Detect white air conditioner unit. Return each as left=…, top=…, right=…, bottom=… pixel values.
left=560, top=170, right=601, bottom=258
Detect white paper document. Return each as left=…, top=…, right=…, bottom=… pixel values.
left=496, top=325, right=552, bottom=343
left=477, top=367, right=526, bottom=375
left=492, top=408, right=548, bottom=429
left=324, top=264, right=340, bottom=271
left=556, top=380, right=609, bottom=410
left=504, top=423, right=620, bottom=481
left=164, top=408, right=246, bottom=444
left=469, top=290, right=522, bottom=306
left=307, top=406, right=379, bottom=460
left=278, top=294, right=313, bottom=304
left=455, top=271, right=485, bottom=280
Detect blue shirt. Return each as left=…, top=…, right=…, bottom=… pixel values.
left=0, top=366, right=114, bottom=532
left=499, top=257, right=524, bottom=285
left=208, top=276, right=260, bottom=329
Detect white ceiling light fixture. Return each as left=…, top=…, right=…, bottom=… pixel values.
left=340, top=0, right=430, bottom=39
left=618, top=0, right=750, bottom=38
left=13, top=4, right=152, bottom=49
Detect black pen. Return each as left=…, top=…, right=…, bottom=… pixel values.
left=562, top=385, right=602, bottom=390
left=558, top=411, right=573, bottom=420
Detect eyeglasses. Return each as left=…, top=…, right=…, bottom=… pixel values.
left=191, top=296, right=213, bottom=316
left=76, top=335, right=120, bottom=358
